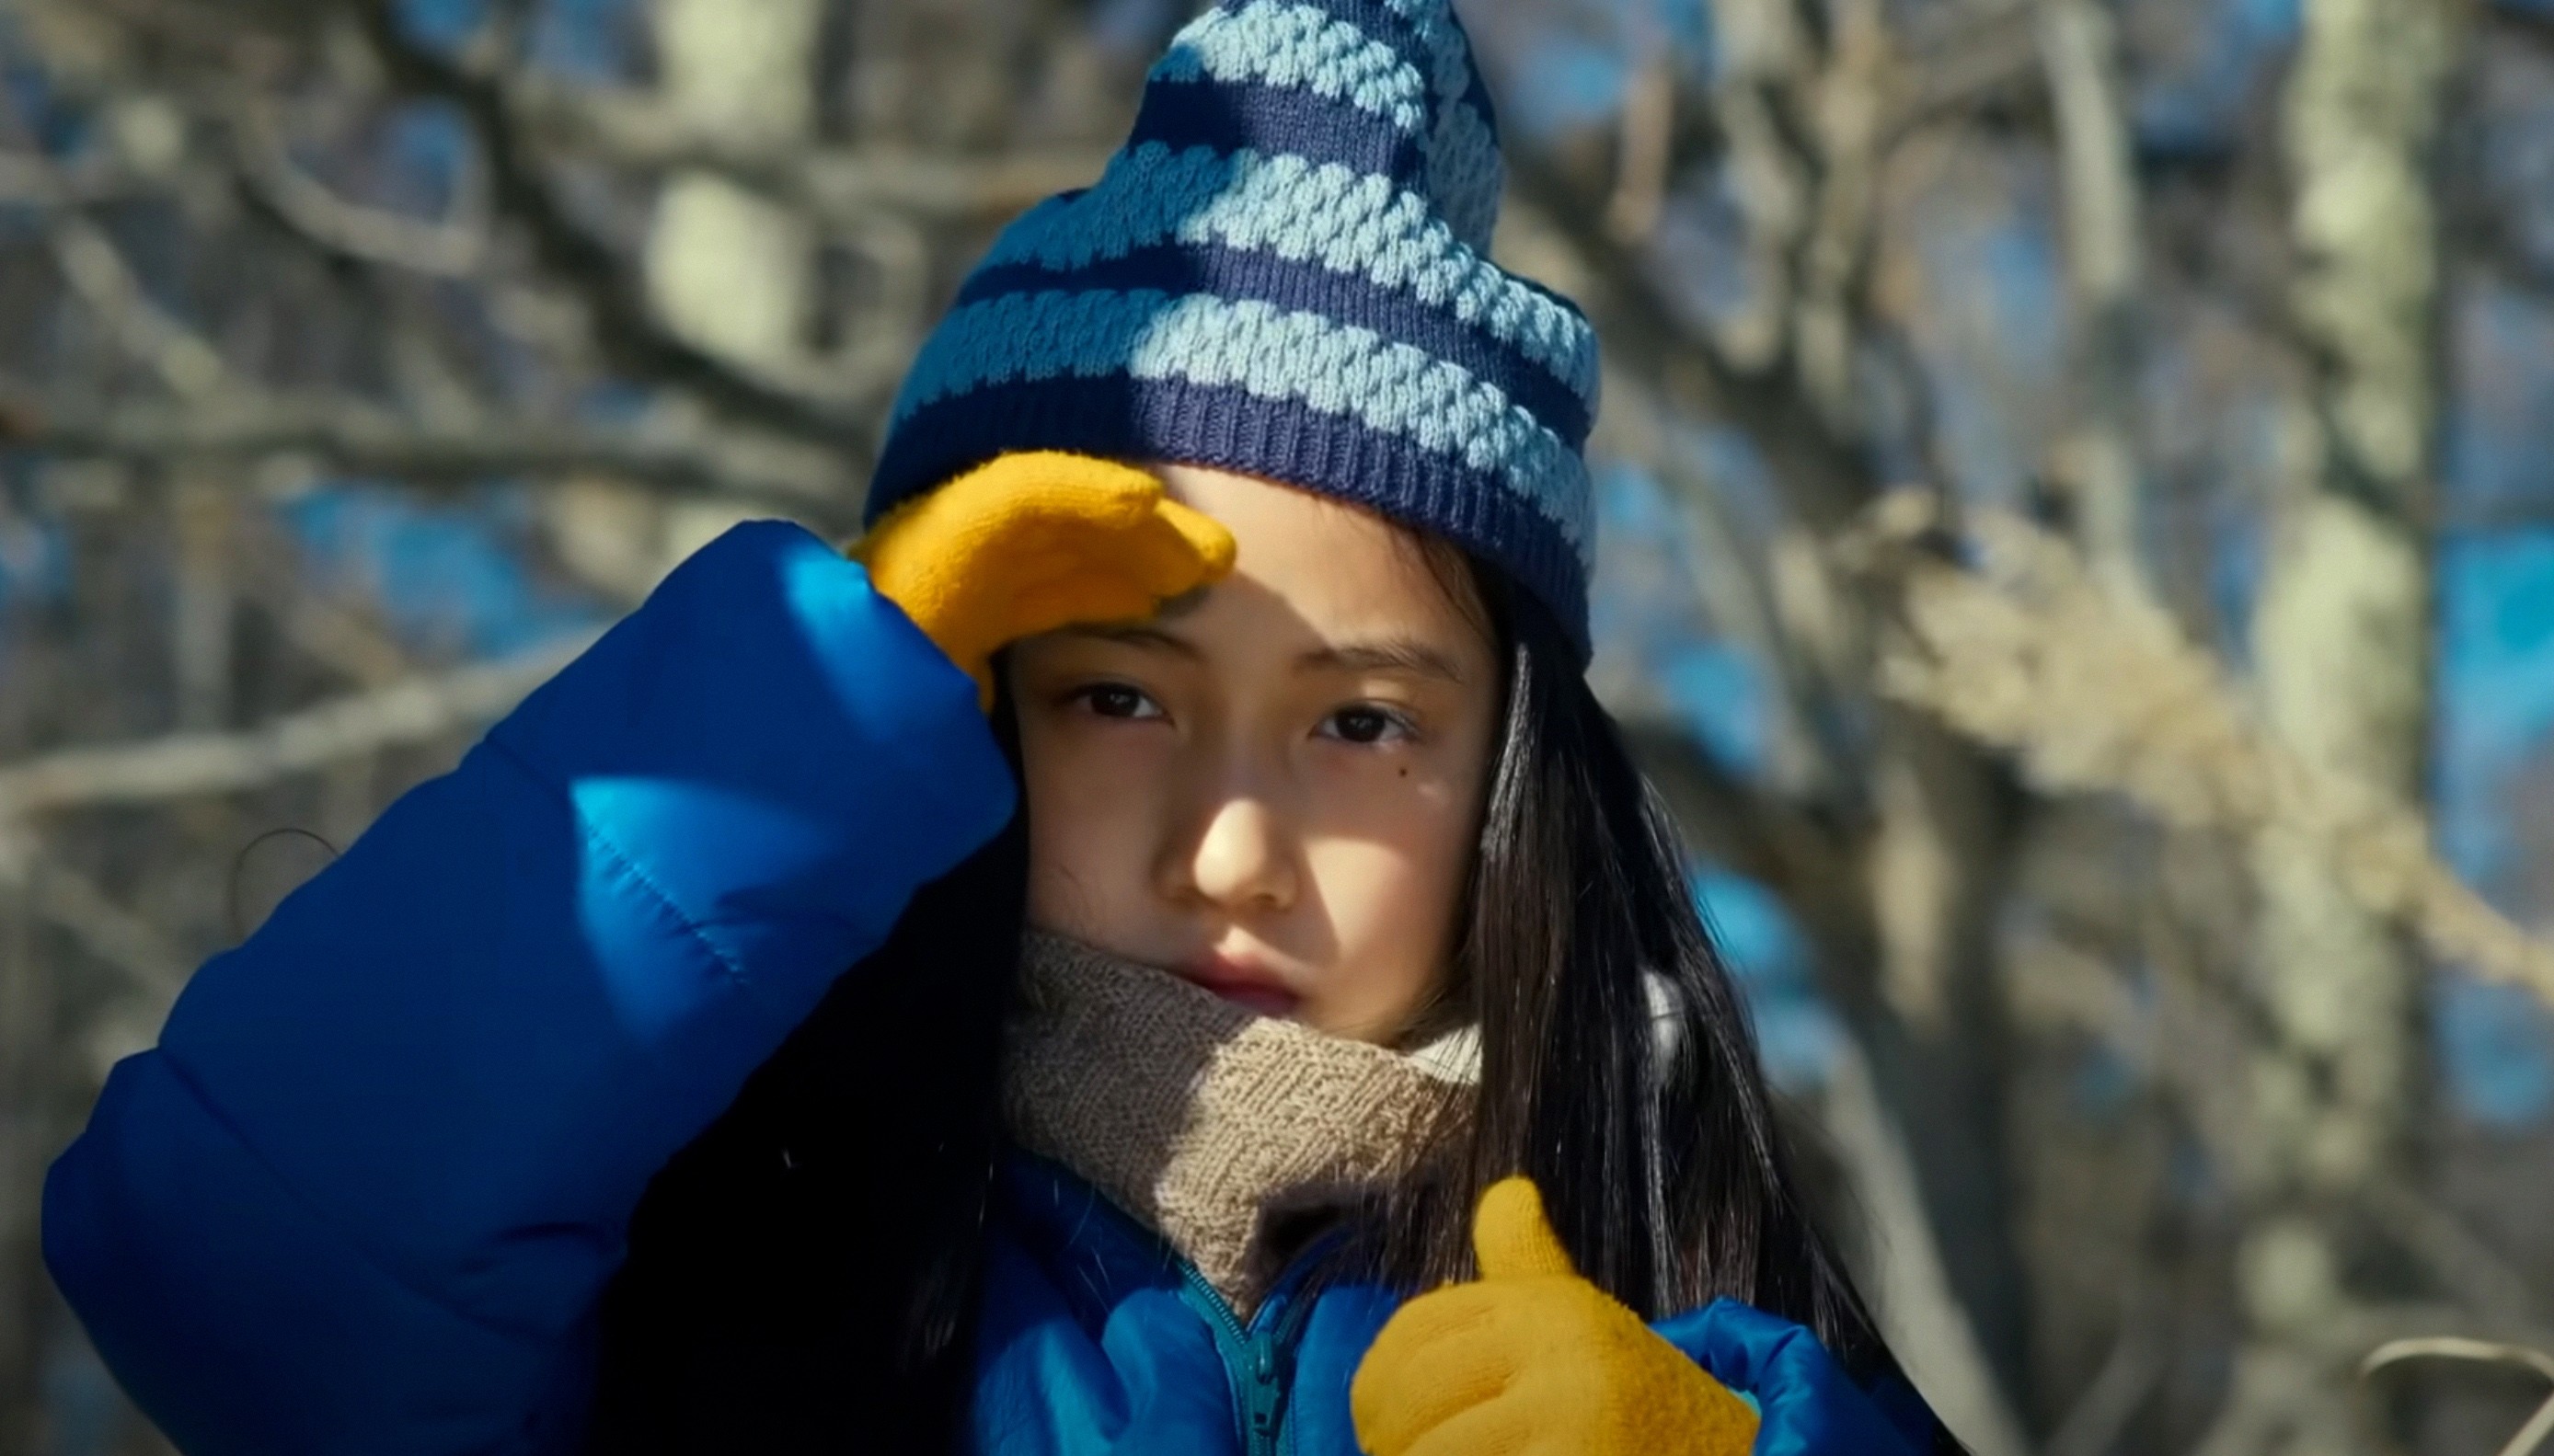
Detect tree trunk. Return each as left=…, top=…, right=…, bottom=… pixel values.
left=644, top=0, right=823, bottom=373
left=2234, top=0, right=2457, bottom=1443
left=549, top=0, right=827, bottom=600
left=1857, top=711, right=2035, bottom=1432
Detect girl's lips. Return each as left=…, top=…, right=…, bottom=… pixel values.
left=1177, top=955, right=1302, bottom=1016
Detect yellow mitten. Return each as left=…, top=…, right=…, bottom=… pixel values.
left=850, top=451, right=1237, bottom=706
left=1350, top=1177, right=1762, bottom=1456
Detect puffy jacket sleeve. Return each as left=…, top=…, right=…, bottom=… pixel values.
left=1651, top=1299, right=1952, bottom=1456
left=41, top=521, right=1018, bottom=1456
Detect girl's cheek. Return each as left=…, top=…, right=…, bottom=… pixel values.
left=1297, top=776, right=1478, bottom=1037
left=1313, top=748, right=1475, bottom=841
left=1025, top=789, right=1146, bottom=942
left=1022, top=724, right=1179, bottom=938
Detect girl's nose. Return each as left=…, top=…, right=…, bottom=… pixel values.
left=1174, top=796, right=1298, bottom=914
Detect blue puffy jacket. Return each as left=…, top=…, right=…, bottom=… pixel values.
left=44, top=522, right=1947, bottom=1456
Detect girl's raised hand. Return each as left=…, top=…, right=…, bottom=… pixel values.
left=1350, top=1177, right=1763, bottom=1456
left=851, top=451, right=1237, bottom=707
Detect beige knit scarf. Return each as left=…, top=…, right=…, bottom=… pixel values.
left=1002, top=933, right=1477, bottom=1317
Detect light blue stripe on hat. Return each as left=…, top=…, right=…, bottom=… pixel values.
left=1155, top=1, right=1430, bottom=132
left=1341, top=0, right=1501, bottom=246
left=893, top=288, right=1594, bottom=554
left=978, top=144, right=1599, bottom=410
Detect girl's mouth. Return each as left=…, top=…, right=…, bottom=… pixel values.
left=1177, top=954, right=1303, bottom=1017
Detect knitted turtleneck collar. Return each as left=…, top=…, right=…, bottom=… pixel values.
left=1002, top=933, right=1476, bottom=1317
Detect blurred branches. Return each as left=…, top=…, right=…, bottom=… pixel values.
left=5, top=398, right=851, bottom=501
left=0, top=628, right=593, bottom=815
left=1842, top=495, right=2554, bottom=1009
left=1500, top=0, right=2548, bottom=1449
left=344, top=0, right=893, bottom=439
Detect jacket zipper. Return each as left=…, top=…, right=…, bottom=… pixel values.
left=1174, top=1255, right=1326, bottom=1455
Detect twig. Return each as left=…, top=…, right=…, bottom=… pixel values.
left=2361, top=1181, right=2550, bottom=1334
left=234, top=517, right=418, bottom=687
left=0, top=86, right=242, bottom=405
left=2045, top=1301, right=2169, bottom=1456
left=0, top=153, right=145, bottom=208
left=1595, top=366, right=1858, bottom=803
left=47, top=214, right=236, bottom=404
left=235, top=97, right=489, bottom=277
left=0, top=630, right=599, bottom=814
left=10, top=861, right=190, bottom=998
left=2361, top=1338, right=2554, bottom=1456
left=505, top=76, right=1110, bottom=222
left=1695, top=0, right=1812, bottom=374
left=1882, top=5, right=2045, bottom=147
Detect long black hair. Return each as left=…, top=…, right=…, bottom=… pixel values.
left=1365, top=567, right=1885, bottom=1349
left=584, top=565, right=1891, bottom=1451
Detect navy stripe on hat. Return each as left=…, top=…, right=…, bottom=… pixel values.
left=954, top=244, right=1593, bottom=448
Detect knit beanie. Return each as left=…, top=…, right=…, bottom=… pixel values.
left=863, top=0, right=1604, bottom=659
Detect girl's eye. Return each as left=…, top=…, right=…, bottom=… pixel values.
left=1322, top=705, right=1412, bottom=745
left=1075, top=683, right=1165, bottom=720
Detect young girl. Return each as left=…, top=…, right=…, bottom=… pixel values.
left=45, top=4, right=1955, bottom=1453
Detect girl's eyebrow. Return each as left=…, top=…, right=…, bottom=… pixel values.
left=1298, top=640, right=1468, bottom=685
left=1062, top=623, right=1201, bottom=659
left=1061, top=623, right=1467, bottom=683
left=1050, top=587, right=1214, bottom=654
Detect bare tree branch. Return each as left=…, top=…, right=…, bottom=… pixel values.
left=0, top=396, right=853, bottom=508
left=1883, top=5, right=2045, bottom=147
left=2361, top=1179, right=2551, bottom=1333
left=234, top=97, right=490, bottom=277
left=349, top=0, right=886, bottom=457
left=13, top=862, right=189, bottom=999
left=2360, top=1338, right=2554, bottom=1456
left=0, top=152, right=155, bottom=208
left=46, top=213, right=238, bottom=404
left=0, top=630, right=598, bottom=815
left=2042, top=1303, right=2168, bottom=1456
left=504, top=75, right=1112, bottom=224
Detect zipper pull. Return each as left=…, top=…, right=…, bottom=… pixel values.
left=1245, top=1327, right=1284, bottom=1447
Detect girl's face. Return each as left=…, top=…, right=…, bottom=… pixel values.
left=1008, top=464, right=1502, bottom=1043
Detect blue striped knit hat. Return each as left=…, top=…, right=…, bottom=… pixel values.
left=865, top=0, right=1603, bottom=659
